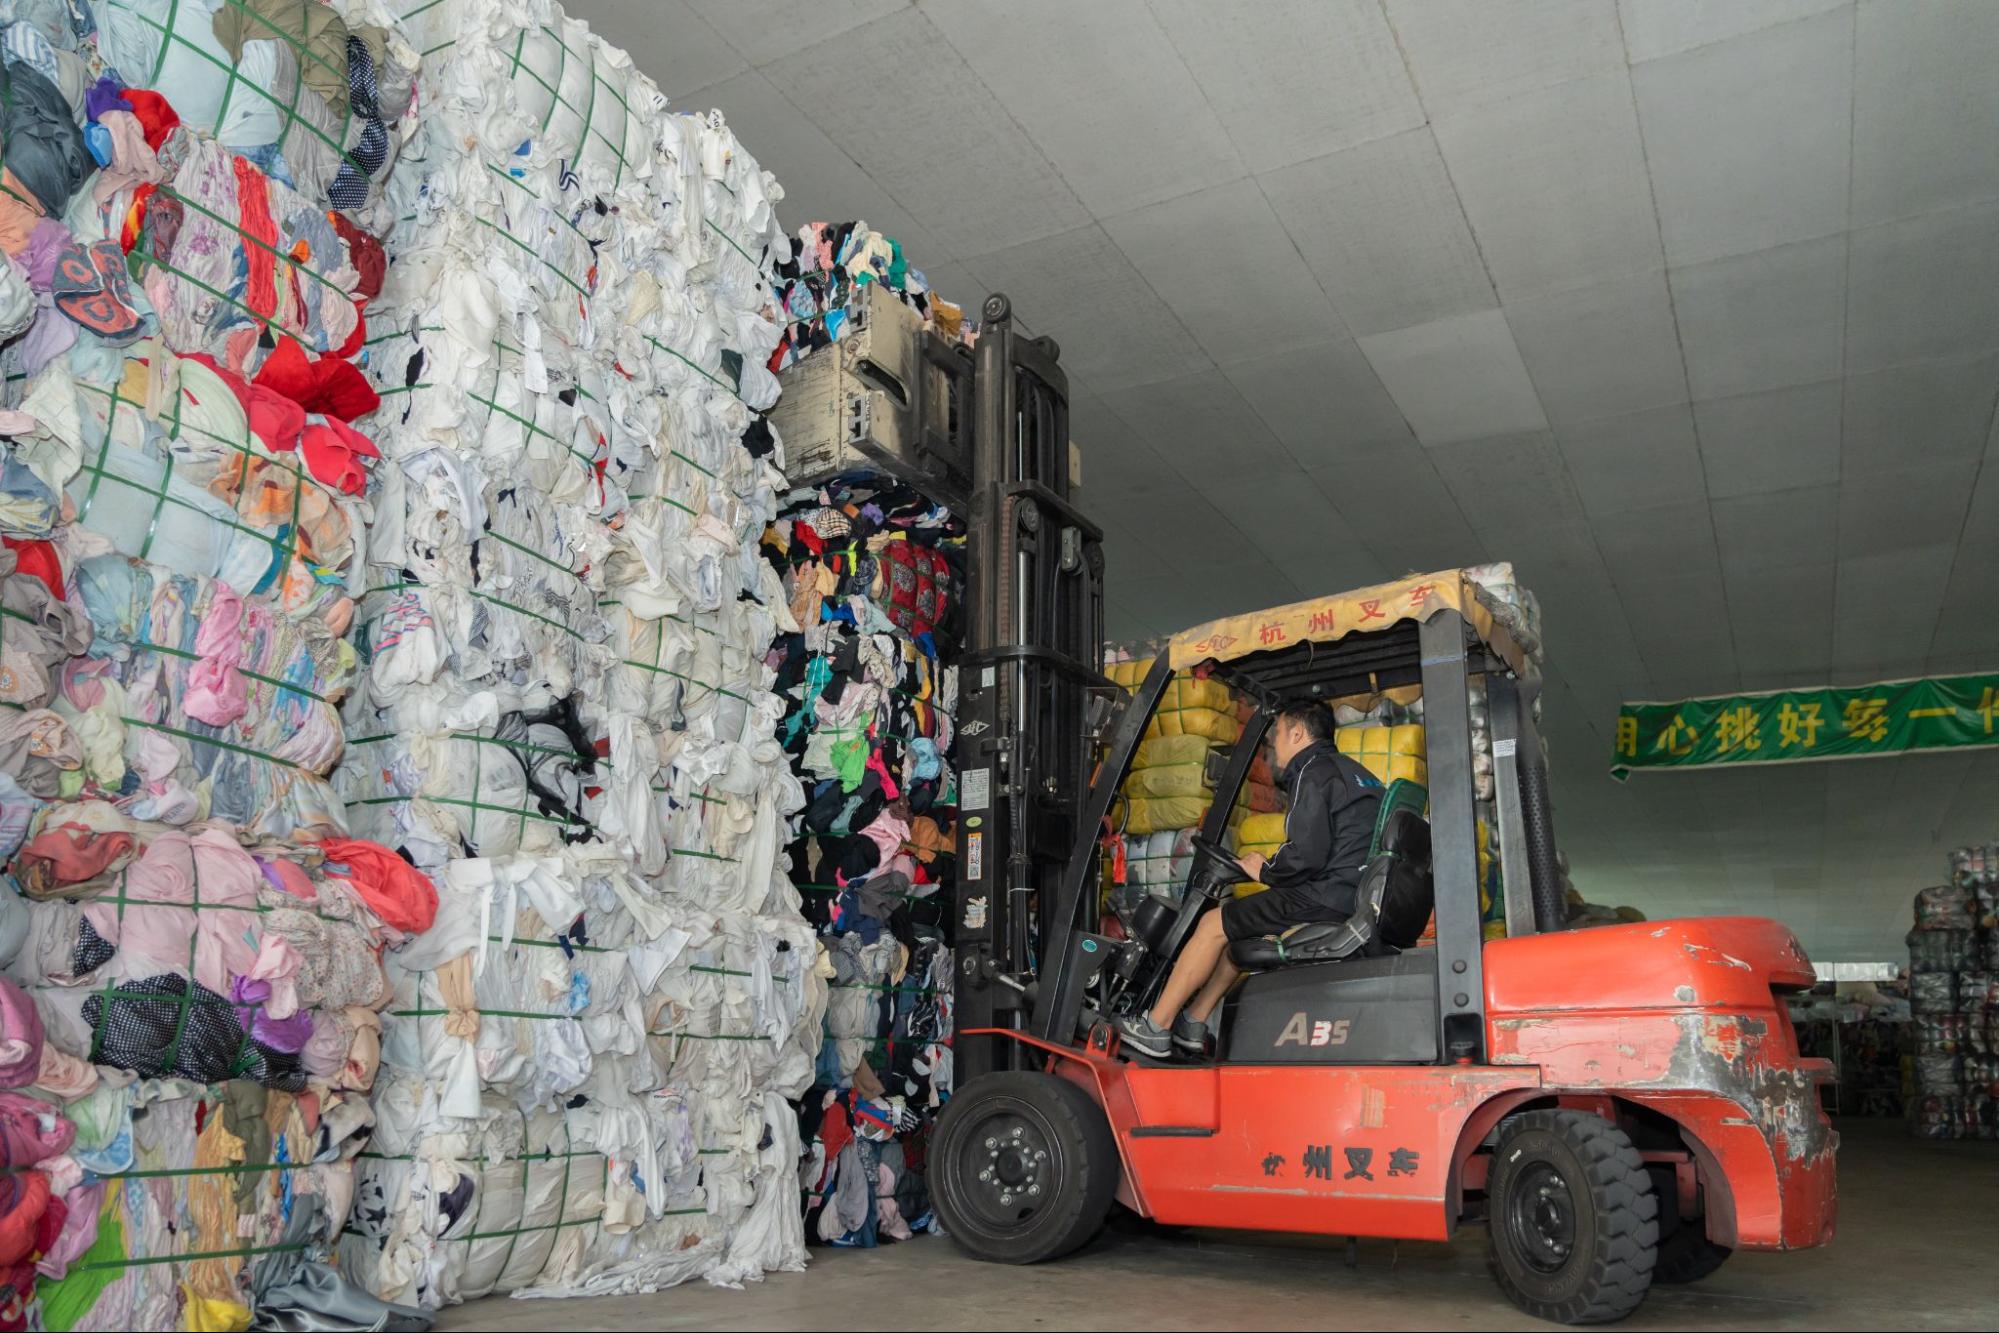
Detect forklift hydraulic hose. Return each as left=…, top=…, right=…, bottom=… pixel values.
left=1519, top=753, right=1565, bottom=932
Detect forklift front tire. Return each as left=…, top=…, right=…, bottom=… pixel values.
left=932, top=1072, right=1119, bottom=1265
left=1486, top=1110, right=1660, bottom=1324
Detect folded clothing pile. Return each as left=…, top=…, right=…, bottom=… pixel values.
left=331, top=0, right=821, bottom=1306
left=0, top=1, right=433, bottom=1325
left=768, top=219, right=970, bottom=372
left=29, top=1078, right=379, bottom=1332
left=1938, top=847, right=1999, bottom=940
left=1910, top=865, right=1999, bottom=1139
left=38, top=550, right=355, bottom=839
left=764, top=469, right=961, bottom=1248
left=55, top=346, right=376, bottom=632
left=351, top=888, right=818, bottom=1305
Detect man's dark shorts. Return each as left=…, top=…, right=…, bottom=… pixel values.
left=1221, top=888, right=1350, bottom=942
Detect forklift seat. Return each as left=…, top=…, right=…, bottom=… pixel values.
left=1227, top=808, right=1434, bottom=969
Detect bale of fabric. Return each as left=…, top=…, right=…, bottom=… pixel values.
left=0, top=3, right=430, bottom=1324
left=1106, top=658, right=1244, bottom=743
left=0, top=0, right=834, bottom=1318
left=1337, top=722, right=1427, bottom=789
left=1232, top=811, right=1286, bottom=899
left=1125, top=827, right=1197, bottom=898
left=1104, top=664, right=1271, bottom=867
left=329, top=0, right=821, bottom=1305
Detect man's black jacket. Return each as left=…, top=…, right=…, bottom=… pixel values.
left=1257, top=739, right=1386, bottom=917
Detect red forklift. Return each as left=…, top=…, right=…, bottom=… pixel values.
left=932, top=299, right=1838, bottom=1325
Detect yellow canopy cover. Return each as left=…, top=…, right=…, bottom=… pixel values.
left=1166, top=568, right=1529, bottom=678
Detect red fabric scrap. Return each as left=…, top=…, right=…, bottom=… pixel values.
left=334, top=303, right=367, bottom=361
left=232, top=155, right=280, bottom=323
left=121, top=89, right=180, bottom=151
left=327, top=212, right=385, bottom=299
left=186, top=352, right=304, bottom=455
left=254, top=337, right=379, bottom=422
left=298, top=417, right=380, bottom=496
left=313, top=838, right=440, bottom=935
left=13, top=824, right=134, bottom=896
left=0, top=1171, right=49, bottom=1269
left=1, top=540, right=62, bottom=598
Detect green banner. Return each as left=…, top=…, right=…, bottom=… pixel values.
left=1613, top=673, right=1999, bottom=778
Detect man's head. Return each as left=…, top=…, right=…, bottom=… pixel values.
left=1271, top=699, right=1336, bottom=771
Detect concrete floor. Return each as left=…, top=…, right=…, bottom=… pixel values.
left=444, top=1119, right=1997, bottom=1331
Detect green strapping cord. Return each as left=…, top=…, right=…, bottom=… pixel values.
left=67, top=1240, right=309, bottom=1271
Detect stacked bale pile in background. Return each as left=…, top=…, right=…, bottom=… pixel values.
left=764, top=221, right=968, bottom=1248
left=1101, top=659, right=1272, bottom=918
left=1909, top=849, right=1999, bottom=1139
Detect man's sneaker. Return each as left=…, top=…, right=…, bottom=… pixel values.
left=1172, top=1014, right=1208, bottom=1056
left=1114, top=1013, right=1172, bottom=1059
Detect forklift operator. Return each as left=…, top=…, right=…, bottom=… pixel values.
left=1116, top=700, right=1384, bottom=1059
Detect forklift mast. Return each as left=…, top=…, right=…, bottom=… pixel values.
left=953, top=294, right=1109, bottom=1083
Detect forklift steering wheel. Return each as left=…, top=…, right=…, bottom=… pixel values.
left=1188, top=833, right=1244, bottom=881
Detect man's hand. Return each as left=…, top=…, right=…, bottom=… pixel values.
left=1238, top=851, right=1267, bottom=882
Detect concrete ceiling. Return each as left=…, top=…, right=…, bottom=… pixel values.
left=575, top=0, right=1999, bottom=962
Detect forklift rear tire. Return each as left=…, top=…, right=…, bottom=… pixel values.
left=932, top=1072, right=1119, bottom=1264
left=1486, top=1111, right=1660, bottom=1324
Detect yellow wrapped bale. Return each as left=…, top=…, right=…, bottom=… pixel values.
left=1108, top=659, right=1234, bottom=709
left=1133, top=733, right=1215, bottom=769
left=1124, top=795, right=1244, bottom=837
left=1336, top=723, right=1427, bottom=789
left=1123, top=762, right=1211, bottom=799
left=1340, top=722, right=1424, bottom=756
left=1232, top=810, right=1289, bottom=898
left=1124, top=794, right=1210, bottom=836
left=1107, top=670, right=1239, bottom=833
left=1108, top=657, right=1243, bottom=743
left=1151, top=703, right=1243, bottom=743
left=1105, top=659, right=1149, bottom=690
left=1237, top=811, right=1287, bottom=847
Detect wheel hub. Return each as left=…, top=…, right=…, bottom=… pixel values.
left=960, top=1113, right=1053, bottom=1225
left=1510, top=1163, right=1577, bottom=1274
